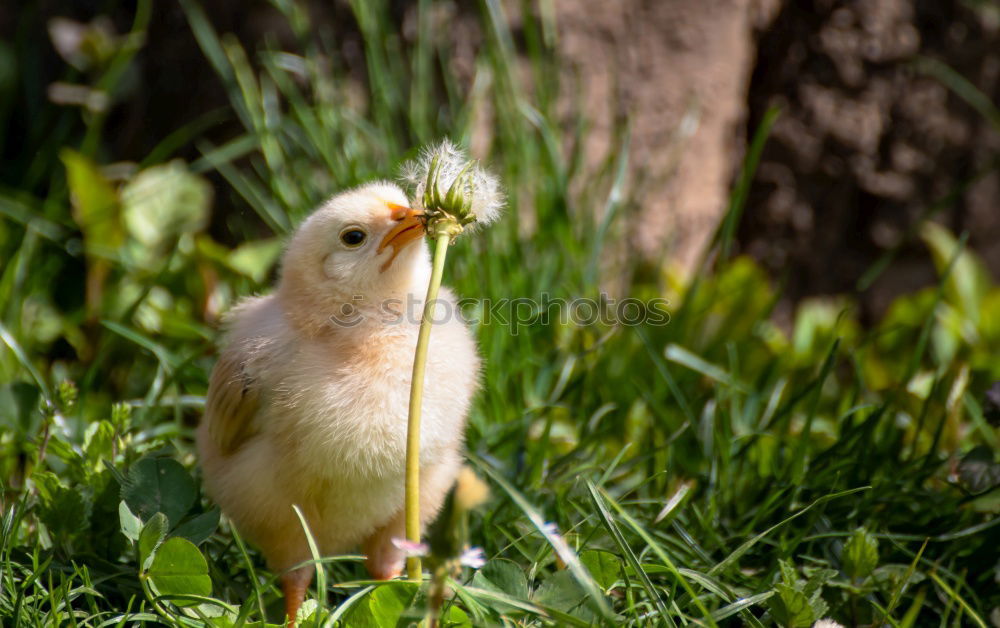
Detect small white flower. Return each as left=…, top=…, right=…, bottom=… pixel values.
left=391, top=537, right=429, bottom=557
left=812, top=620, right=844, bottom=628
left=459, top=547, right=486, bottom=568
left=401, top=139, right=504, bottom=228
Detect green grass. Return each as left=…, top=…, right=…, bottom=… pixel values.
left=3, top=1, right=1000, bottom=626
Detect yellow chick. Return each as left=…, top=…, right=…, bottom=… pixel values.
left=196, top=182, right=480, bottom=624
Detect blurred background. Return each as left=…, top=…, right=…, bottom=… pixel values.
left=4, top=1, right=999, bottom=321
left=2, top=1, right=1000, bottom=625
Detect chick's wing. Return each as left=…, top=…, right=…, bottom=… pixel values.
left=205, top=348, right=261, bottom=455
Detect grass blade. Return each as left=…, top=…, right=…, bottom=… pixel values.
left=590, top=483, right=716, bottom=628
left=927, top=570, right=986, bottom=628
left=585, top=482, right=675, bottom=627
left=708, top=486, right=870, bottom=577
left=291, top=505, right=327, bottom=625
left=475, top=459, right=617, bottom=623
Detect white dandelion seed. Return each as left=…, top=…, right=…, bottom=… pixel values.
left=400, top=139, right=504, bottom=229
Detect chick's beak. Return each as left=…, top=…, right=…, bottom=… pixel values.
left=377, top=203, right=425, bottom=272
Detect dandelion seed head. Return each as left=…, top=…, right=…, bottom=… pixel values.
left=400, top=139, right=504, bottom=229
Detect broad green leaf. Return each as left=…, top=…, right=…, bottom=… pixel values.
left=119, top=500, right=142, bottom=542
left=147, top=537, right=212, bottom=603
left=778, top=558, right=798, bottom=586
left=533, top=570, right=595, bottom=621
left=767, top=583, right=815, bottom=628
left=440, top=604, right=471, bottom=627
left=122, top=160, right=211, bottom=265
left=807, top=590, right=828, bottom=624
left=90, top=472, right=132, bottom=561
left=33, top=470, right=90, bottom=542
left=471, top=559, right=529, bottom=614
left=802, top=566, right=837, bottom=598
left=579, top=550, right=621, bottom=591
left=344, top=581, right=419, bottom=628
left=478, top=462, right=617, bottom=622
left=172, top=507, right=221, bottom=546
left=83, top=420, right=115, bottom=468
left=61, top=148, right=122, bottom=257
left=122, top=456, right=197, bottom=527
left=43, top=437, right=84, bottom=468
left=139, top=512, right=169, bottom=571
left=842, top=527, right=879, bottom=581
left=585, top=482, right=671, bottom=624
left=453, top=584, right=551, bottom=620
left=370, top=582, right=419, bottom=627
left=476, top=558, right=529, bottom=598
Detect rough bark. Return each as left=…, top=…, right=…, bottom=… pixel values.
left=555, top=0, right=768, bottom=271
left=742, top=0, right=1000, bottom=318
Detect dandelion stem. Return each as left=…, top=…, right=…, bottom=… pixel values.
left=405, top=226, right=452, bottom=581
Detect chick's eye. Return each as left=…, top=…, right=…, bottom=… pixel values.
left=340, top=228, right=367, bottom=247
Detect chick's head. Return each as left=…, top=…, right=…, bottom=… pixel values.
left=277, top=181, right=429, bottom=333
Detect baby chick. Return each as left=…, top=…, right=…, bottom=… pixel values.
left=196, top=181, right=480, bottom=625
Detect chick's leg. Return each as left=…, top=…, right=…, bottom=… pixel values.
left=363, top=512, right=406, bottom=580
left=281, top=566, right=313, bottom=627
left=363, top=455, right=463, bottom=580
